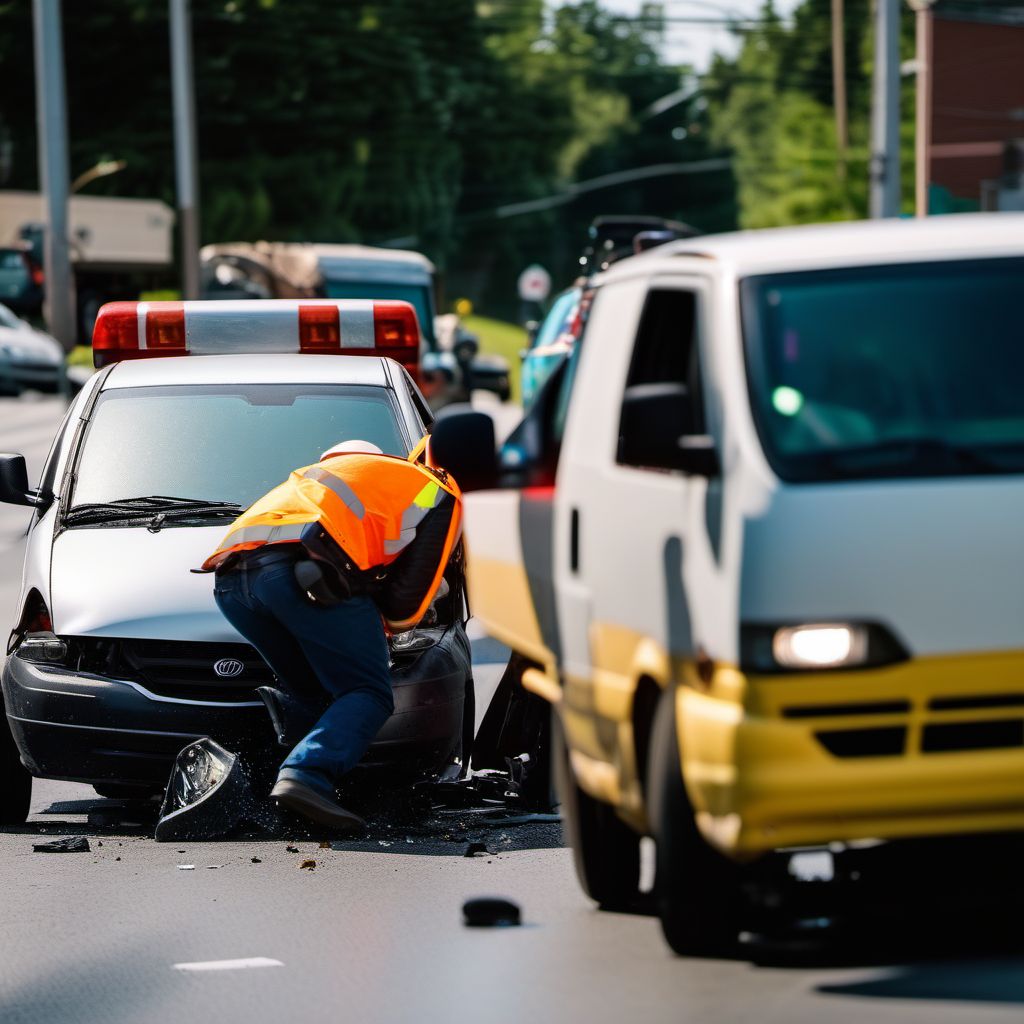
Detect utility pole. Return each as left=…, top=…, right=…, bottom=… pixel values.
left=831, top=0, right=848, bottom=180
left=169, top=0, right=200, bottom=299
left=870, top=0, right=902, bottom=217
left=908, top=0, right=936, bottom=217
left=32, top=0, right=76, bottom=352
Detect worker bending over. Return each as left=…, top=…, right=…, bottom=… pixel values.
left=200, top=439, right=462, bottom=832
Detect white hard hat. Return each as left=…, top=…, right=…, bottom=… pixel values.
left=320, top=439, right=384, bottom=461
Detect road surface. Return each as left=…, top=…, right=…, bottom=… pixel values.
left=1, top=395, right=1023, bottom=1024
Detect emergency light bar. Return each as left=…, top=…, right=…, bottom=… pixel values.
left=92, top=299, right=421, bottom=372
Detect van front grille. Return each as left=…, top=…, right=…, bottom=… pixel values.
left=922, top=719, right=1024, bottom=753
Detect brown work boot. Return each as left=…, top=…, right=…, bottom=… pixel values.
left=270, top=777, right=366, bottom=834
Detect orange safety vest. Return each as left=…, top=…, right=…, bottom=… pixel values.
left=202, top=442, right=462, bottom=630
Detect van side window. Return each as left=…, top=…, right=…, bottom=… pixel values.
left=618, top=288, right=704, bottom=467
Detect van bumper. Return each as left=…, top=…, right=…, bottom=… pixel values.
left=679, top=652, right=1024, bottom=858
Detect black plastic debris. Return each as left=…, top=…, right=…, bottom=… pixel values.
left=33, top=836, right=90, bottom=853
left=462, top=896, right=521, bottom=928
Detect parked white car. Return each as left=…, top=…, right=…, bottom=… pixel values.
left=0, top=302, right=64, bottom=395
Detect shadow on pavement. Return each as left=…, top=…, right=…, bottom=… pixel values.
left=817, top=955, right=1024, bottom=1004
left=3, top=792, right=563, bottom=857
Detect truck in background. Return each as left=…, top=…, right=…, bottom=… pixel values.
left=200, top=241, right=511, bottom=408
left=0, top=191, right=176, bottom=344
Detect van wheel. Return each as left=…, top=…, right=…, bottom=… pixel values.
left=647, top=686, right=743, bottom=957
left=1, top=711, right=32, bottom=826
left=554, top=719, right=640, bottom=909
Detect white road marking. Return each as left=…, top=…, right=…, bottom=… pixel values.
left=173, top=957, right=284, bottom=973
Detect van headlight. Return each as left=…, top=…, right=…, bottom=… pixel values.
left=741, top=622, right=908, bottom=673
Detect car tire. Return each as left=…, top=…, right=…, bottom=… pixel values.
left=646, top=685, right=743, bottom=957
left=0, top=707, right=32, bottom=826
left=554, top=717, right=640, bottom=909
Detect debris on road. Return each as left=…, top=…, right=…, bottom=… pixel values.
left=285, top=845, right=300, bottom=853
left=463, top=841, right=489, bottom=858
left=32, top=837, right=90, bottom=853
left=251, top=856, right=262, bottom=863
left=206, top=864, right=226, bottom=869
left=462, top=897, right=521, bottom=928
left=177, top=864, right=196, bottom=871
left=299, top=859, right=316, bottom=871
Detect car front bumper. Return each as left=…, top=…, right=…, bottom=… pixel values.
left=0, top=361, right=63, bottom=393
left=2, top=625, right=470, bottom=787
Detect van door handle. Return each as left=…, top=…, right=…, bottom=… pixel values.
left=570, top=507, right=580, bottom=573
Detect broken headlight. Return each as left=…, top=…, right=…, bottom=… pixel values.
left=167, top=740, right=231, bottom=814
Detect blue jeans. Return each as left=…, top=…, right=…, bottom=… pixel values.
left=214, top=559, right=394, bottom=797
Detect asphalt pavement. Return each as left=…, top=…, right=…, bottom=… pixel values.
left=2, top=394, right=1024, bottom=1023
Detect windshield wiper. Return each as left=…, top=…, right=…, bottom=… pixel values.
left=65, top=496, right=244, bottom=527
left=796, top=437, right=1006, bottom=481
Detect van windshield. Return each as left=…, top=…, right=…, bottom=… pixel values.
left=741, top=257, right=1024, bottom=482
left=323, top=280, right=434, bottom=344
left=72, top=384, right=406, bottom=509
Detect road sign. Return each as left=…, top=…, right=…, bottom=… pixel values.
left=517, top=264, right=551, bottom=303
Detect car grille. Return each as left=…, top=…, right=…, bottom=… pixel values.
left=70, top=637, right=272, bottom=702
left=780, top=692, right=1024, bottom=758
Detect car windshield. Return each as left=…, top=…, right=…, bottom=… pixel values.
left=532, top=290, right=579, bottom=350
left=72, top=383, right=407, bottom=509
left=741, top=257, right=1024, bottom=482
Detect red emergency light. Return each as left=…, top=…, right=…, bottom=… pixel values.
left=92, top=299, right=422, bottom=375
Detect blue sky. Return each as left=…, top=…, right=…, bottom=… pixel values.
left=598, top=0, right=801, bottom=70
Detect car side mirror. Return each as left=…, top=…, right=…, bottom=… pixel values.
left=618, top=383, right=719, bottom=476
left=0, top=453, right=45, bottom=507
left=430, top=406, right=498, bottom=492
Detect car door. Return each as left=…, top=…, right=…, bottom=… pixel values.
left=554, top=275, right=715, bottom=780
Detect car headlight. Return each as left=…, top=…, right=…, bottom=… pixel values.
left=741, top=622, right=908, bottom=673
left=15, top=631, right=69, bottom=665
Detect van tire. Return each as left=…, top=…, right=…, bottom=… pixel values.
left=554, top=718, right=640, bottom=909
left=1, top=709, right=32, bottom=826
left=647, top=685, right=742, bottom=957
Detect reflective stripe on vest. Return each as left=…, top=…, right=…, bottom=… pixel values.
left=301, top=467, right=366, bottom=519
left=229, top=522, right=307, bottom=546
left=383, top=479, right=447, bottom=556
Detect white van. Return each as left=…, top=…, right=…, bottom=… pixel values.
left=432, top=213, right=1024, bottom=955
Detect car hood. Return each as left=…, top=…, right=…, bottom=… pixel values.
left=51, top=524, right=243, bottom=641
left=740, top=476, right=1024, bottom=657
left=0, top=325, right=62, bottom=363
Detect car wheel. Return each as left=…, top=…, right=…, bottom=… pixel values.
left=646, top=685, right=743, bottom=957
left=0, top=708, right=32, bottom=826
left=554, top=717, right=640, bottom=909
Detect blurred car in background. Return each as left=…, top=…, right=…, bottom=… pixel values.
left=520, top=286, right=582, bottom=409
left=0, top=245, right=43, bottom=315
left=579, top=215, right=699, bottom=276
left=0, top=302, right=64, bottom=395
